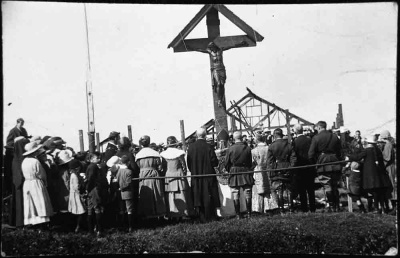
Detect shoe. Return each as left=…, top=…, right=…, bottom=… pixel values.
left=128, top=227, right=133, bottom=233
left=372, top=209, right=382, bottom=214
left=74, top=226, right=80, bottom=233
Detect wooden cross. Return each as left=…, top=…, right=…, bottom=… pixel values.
left=168, top=4, right=264, bottom=146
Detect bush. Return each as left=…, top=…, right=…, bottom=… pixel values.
left=1, top=212, right=396, bottom=255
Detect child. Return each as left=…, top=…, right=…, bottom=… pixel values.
left=115, top=155, right=134, bottom=232
left=85, top=152, right=107, bottom=236
left=68, top=159, right=86, bottom=232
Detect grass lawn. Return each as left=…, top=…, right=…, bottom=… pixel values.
left=1, top=211, right=397, bottom=255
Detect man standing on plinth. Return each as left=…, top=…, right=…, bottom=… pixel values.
left=187, top=127, right=220, bottom=222
left=189, top=41, right=247, bottom=108
left=225, top=131, right=254, bottom=219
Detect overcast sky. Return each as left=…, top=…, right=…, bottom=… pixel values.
left=2, top=2, right=397, bottom=151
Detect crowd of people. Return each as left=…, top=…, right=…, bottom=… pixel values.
left=2, top=118, right=397, bottom=237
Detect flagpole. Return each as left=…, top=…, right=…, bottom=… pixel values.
left=84, top=3, right=96, bottom=153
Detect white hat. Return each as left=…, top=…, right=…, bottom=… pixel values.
left=30, top=135, right=42, bottom=144
left=23, top=142, right=44, bottom=156
left=106, top=156, right=121, bottom=168
left=365, top=134, right=377, bottom=144
left=340, top=126, right=350, bottom=134
left=57, top=149, right=74, bottom=165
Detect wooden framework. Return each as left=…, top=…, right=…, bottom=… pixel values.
left=186, top=87, right=315, bottom=141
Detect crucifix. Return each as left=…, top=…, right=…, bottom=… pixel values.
left=168, top=4, right=264, bottom=147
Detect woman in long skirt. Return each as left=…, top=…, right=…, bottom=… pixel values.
left=21, top=142, right=53, bottom=226
left=136, top=135, right=166, bottom=220
left=160, top=136, right=194, bottom=221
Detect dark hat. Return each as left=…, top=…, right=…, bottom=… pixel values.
left=40, top=136, right=51, bottom=144
left=43, top=139, right=57, bottom=153
left=49, top=136, right=66, bottom=145
left=68, top=159, right=82, bottom=170
left=109, top=131, right=120, bottom=139
left=149, top=142, right=158, bottom=150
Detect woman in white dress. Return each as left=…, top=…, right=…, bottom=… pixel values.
left=21, top=142, right=53, bottom=227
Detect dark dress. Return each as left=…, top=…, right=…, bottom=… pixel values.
left=187, top=139, right=220, bottom=220
left=348, top=145, right=391, bottom=191
left=11, top=138, right=30, bottom=227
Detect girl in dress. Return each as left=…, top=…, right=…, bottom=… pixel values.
left=68, top=159, right=87, bottom=232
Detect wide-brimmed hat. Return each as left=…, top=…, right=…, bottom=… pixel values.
left=379, top=130, right=391, bottom=139
left=49, top=136, right=66, bottom=145
left=57, top=149, right=74, bottom=165
left=40, top=135, right=51, bottom=144
left=106, top=156, right=121, bottom=168
left=30, top=135, right=42, bottom=144
left=23, top=142, right=44, bottom=156
left=365, top=134, right=377, bottom=144
left=340, top=126, right=350, bottom=134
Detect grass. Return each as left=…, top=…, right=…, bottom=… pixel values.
left=1, top=211, right=397, bottom=255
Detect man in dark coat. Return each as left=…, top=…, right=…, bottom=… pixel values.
left=187, top=127, right=220, bottom=222
left=267, top=128, right=297, bottom=213
left=101, top=131, right=120, bottom=163
left=4, top=118, right=29, bottom=197
left=225, top=131, right=254, bottom=218
left=308, top=121, right=342, bottom=212
left=292, top=124, right=316, bottom=212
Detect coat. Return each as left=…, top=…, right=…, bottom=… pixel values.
left=267, top=138, right=297, bottom=181
left=136, top=147, right=166, bottom=218
left=348, top=145, right=392, bottom=191
left=11, top=137, right=30, bottom=227
left=382, top=141, right=396, bottom=200
left=116, top=150, right=139, bottom=204
left=85, top=163, right=108, bottom=206
left=293, top=135, right=316, bottom=175
left=6, top=126, right=28, bottom=148
left=225, top=142, right=254, bottom=187
left=251, top=143, right=270, bottom=195
left=187, top=139, right=220, bottom=209
left=21, top=157, right=53, bottom=225
left=308, top=130, right=342, bottom=173
left=116, top=165, right=133, bottom=200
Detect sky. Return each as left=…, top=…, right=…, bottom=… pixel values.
left=2, top=2, right=397, bottom=152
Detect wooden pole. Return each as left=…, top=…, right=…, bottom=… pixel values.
left=88, top=132, right=95, bottom=153
left=285, top=109, right=292, bottom=143
left=84, top=4, right=96, bottom=153
left=207, top=8, right=229, bottom=146
left=79, top=130, right=84, bottom=152
left=347, top=177, right=353, bottom=212
left=96, top=132, right=100, bottom=152
left=128, top=125, right=132, bottom=142
left=180, top=120, right=187, bottom=152
left=267, top=105, right=271, bottom=129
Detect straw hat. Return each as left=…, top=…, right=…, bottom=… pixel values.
left=23, top=142, right=44, bottom=156
left=57, top=149, right=74, bottom=165
left=365, top=134, right=377, bottom=144
left=106, top=156, right=121, bottom=168
left=30, top=135, right=42, bottom=144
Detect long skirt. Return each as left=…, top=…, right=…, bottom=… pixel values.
left=23, top=179, right=53, bottom=225
left=251, top=185, right=279, bottom=212
left=138, top=169, right=166, bottom=218
left=68, top=192, right=86, bottom=215
left=165, top=171, right=194, bottom=217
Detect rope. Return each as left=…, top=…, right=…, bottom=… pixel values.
left=130, top=160, right=348, bottom=181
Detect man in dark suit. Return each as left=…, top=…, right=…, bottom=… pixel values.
left=292, top=124, right=316, bottom=212
left=225, top=131, right=254, bottom=219
left=308, top=121, right=342, bottom=212
left=4, top=118, right=29, bottom=196
left=187, top=127, right=220, bottom=222
left=267, top=128, right=297, bottom=213
left=102, top=131, right=120, bottom=163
